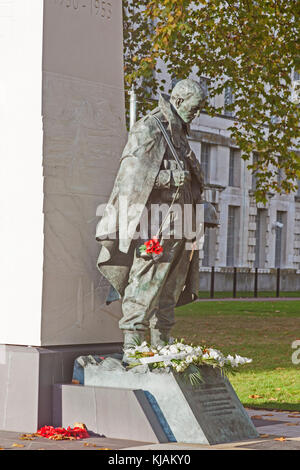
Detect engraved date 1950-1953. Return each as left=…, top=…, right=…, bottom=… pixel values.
left=52, top=0, right=112, bottom=19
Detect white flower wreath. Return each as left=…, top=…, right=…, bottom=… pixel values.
left=124, top=339, right=252, bottom=385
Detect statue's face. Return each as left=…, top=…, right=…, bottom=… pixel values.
left=173, top=94, right=205, bottom=124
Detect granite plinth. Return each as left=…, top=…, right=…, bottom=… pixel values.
left=0, top=0, right=125, bottom=348
left=0, top=344, right=121, bottom=433
left=72, top=357, right=259, bottom=445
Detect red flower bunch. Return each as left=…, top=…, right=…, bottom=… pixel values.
left=140, top=237, right=163, bottom=256
left=37, top=425, right=89, bottom=440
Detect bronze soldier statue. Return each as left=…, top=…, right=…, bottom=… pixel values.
left=96, top=79, right=218, bottom=361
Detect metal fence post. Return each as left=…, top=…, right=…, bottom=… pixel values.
left=233, top=267, right=237, bottom=298
left=276, top=268, right=281, bottom=297
left=210, top=266, right=215, bottom=299
left=254, top=267, right=258, bottom=298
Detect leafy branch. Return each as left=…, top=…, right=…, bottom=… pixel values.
left=123, top=0, right=300, bottom=202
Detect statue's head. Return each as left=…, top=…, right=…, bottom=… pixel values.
left=170, top=79, right=207, bottom=124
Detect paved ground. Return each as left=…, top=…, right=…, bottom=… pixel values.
left=1, top=409, right=300, bottom=451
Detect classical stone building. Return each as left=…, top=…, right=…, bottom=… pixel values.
left=188, top=106, right=300, bottom=271
left=148, top=71, right=300, bottom=291
left=125, top=0, right=300, bottom=292
left=183, top=79, right=300, bottom=291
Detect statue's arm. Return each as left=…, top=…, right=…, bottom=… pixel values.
left=186, top=150, right=205, bottom=203
left=186, top=150, right=205, bottom=190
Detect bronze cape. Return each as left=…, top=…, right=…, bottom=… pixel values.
left=96, top=94, right=205, bottom=307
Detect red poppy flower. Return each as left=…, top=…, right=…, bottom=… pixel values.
left=140, top=238, right=163, bottom=256
left=145, top=240, right=155, bottom=252
left=37, top=425, right=89, bottom=440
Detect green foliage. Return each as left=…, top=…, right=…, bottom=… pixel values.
left=179, top=363, right=234, bottom=386
left=123, top=0, right=300, bottom=202
left=181, top=364, right=204, bottom=386
left=123, top=0, right=159, bottom=121
left=173, top=300, right=300, bottom=410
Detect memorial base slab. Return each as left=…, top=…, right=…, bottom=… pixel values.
left=0, top=344, right=122, bottom=433
left=68, top=357, right=259, bottom=445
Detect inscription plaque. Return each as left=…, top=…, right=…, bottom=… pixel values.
left=175, top=366, right=257, bottom=444
left=43, top=0, right=123, bottom=85
left=51, top=0, right=113, bottom=20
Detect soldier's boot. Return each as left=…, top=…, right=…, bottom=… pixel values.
left=122, top=330, right=145, bottom=365
left=150, top=328, right=171, bottom=348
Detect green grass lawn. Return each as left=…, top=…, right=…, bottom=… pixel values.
left=173, top=300, right=300, bottom=411
left=197, top=290, right=300, bottom=299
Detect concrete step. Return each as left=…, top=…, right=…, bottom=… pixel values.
left=52, top=383, right=168, bottom=444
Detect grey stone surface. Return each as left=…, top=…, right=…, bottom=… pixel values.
left=41, top=0, right=126, bottom=346
left=0, top=430, right=147, bottom=451
left=0, top=347, right=40, bottom=433
left=237, top=439, right=300, bottom=450
left=53, top=384, right=169, bottom=444
left=76, top=359, right=258, bottom=445
left=0, top=408, right=299, bottom=450
left=0, top=0, right=127, bottom=434
left=73, top=354, right=123, bottom=384
left=0, top=0, right=125, bottom=347
left=0, top=343, right=121, bottom=433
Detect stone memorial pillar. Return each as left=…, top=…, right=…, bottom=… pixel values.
left=0, top=0, right=125, bottom=432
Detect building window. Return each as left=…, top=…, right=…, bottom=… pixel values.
left=255, top=209, right=267, bottom=268
left=202, top=204, right=218, bottom=267
left=201, top=143, right=211, bottom=183
left=228, top=148, right=241, bottom=187
left=200, top=76, right=209, bottom=97
left=224, top=86, right=235, bottom=117
left=275, top=211, right=287, bottom=268
left=200, top=76, right=214, bottom=106
left=277, top=168, right=284, bottom=185
left=226, top=206, right=240, bottom=266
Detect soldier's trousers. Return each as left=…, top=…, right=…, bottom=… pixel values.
left=119, top=238, right=191, bottom=333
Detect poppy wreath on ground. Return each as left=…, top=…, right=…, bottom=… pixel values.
left=37, top=425, right=89, bottom=440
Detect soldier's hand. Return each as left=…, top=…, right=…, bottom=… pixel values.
left=172, top=170, right=191, bottom=187
left=154, top=170, right=172, bottom=189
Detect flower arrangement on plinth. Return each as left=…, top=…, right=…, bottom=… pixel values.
left=124, top=339, right=252, bottom=385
